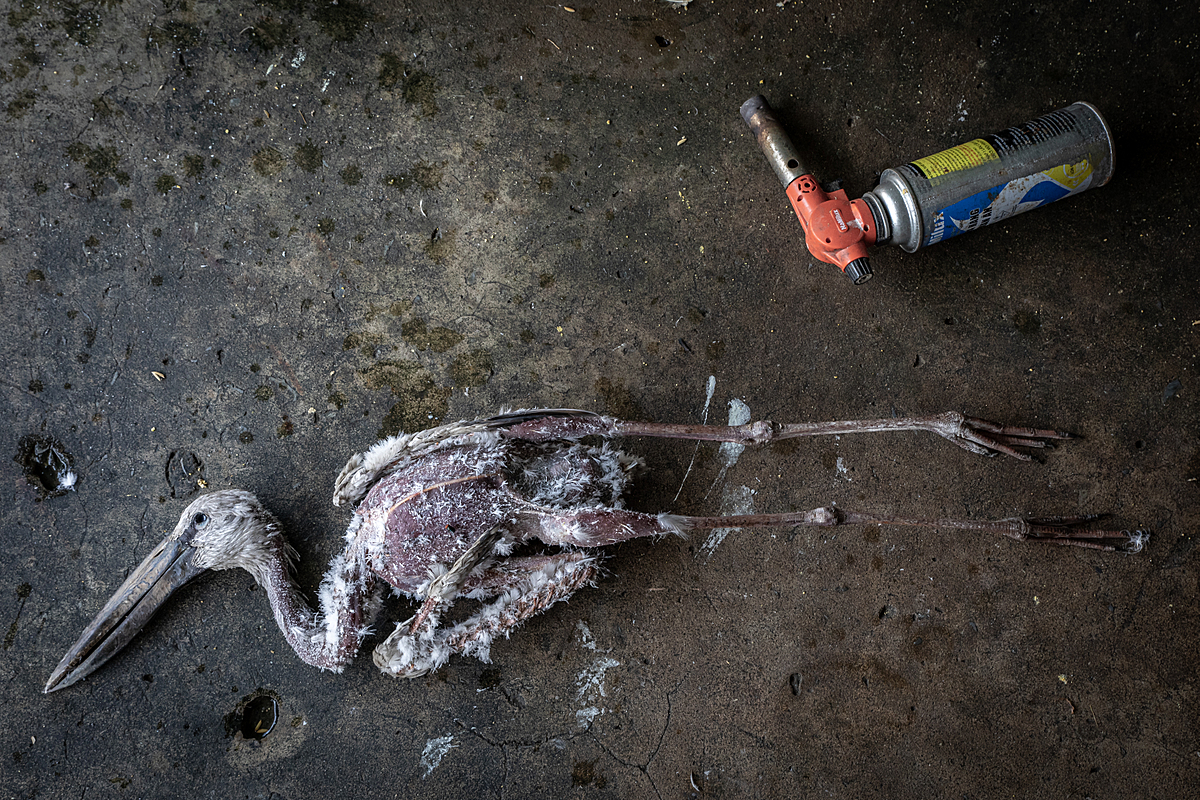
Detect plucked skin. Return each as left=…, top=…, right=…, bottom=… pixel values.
left=148, top=412, right=689, bottom=678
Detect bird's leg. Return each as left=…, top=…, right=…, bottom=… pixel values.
left=373, top=506, right=689, bottom=678
left=500, top=410, right=1069, bottom=461
left=373, top=552, right=600, bottom=678
left=529, top=506, right=690, bottom=547
left=405, top=525, right=508, bottom=640
left=608, top=411, right=1071, bottom=461
left=676, top=507, right=1146, bottom=552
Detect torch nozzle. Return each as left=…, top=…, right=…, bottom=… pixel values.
left=740, top=95, right=809, bottom=187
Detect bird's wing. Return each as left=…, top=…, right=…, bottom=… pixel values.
left=333, top=409, right=610, bottom=508
left=480, top=407, right=602, bottom=427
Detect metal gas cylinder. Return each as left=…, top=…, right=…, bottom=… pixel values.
left=862, top=103, right=1115, bottom=253
left=742, top=96, right=1115, bottom=283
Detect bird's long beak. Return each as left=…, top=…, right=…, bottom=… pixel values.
left=44, top=536, right=206, bottom=693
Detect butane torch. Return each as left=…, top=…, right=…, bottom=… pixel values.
left=741, top=95, right=1115, bottom=284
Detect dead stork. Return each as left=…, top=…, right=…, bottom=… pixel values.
left=44, top=408, right=1144, bottom=692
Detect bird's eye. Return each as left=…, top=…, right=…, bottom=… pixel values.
left=193, top=512, right=209, bottom=528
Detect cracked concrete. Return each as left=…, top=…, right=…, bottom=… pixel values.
left=2, top=0, right=1198, bottom=798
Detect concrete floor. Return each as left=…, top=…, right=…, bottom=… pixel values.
left=2, top=1, right=1197, bottom=797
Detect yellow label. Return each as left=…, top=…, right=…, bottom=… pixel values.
left=911, top=139, right=999, bottom=183
left=1042, top=158, right=1093, bottom=190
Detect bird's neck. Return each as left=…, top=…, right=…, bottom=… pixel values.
left=250, top=533, right=382, bottom=672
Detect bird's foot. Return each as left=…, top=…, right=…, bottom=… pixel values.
left=1002, top=515, right=1147, bottom=552
left=930, top=411, right=1073, bottom=461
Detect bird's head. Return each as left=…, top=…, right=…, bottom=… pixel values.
left=182, top=490, right=292, bottom=575
left=44, top=490, right=291, bottom=693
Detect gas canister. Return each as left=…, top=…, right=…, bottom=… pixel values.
left=742, top=96, right=1115, bottom=284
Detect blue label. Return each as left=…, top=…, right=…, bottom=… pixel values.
left=925, top=160, right=1095, bottom=246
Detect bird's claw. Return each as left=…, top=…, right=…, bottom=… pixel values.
left=939, top=412, right=1073, bottom=461
left=1004, top=515, right=1147, bottom=552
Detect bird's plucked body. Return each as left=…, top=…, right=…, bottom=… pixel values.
left=351, top=436, right=645, bottom=594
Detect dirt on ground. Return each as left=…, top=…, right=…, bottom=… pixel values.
left=1, top=1, right=1196, bottom=798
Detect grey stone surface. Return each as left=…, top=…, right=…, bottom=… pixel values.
left=2, top=1, right=1196, bottom=797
